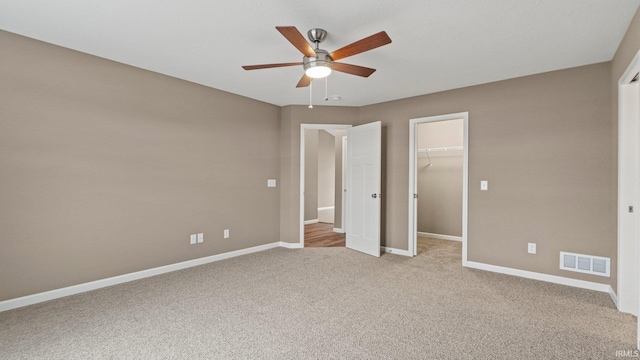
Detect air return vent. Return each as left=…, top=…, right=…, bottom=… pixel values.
left=560, top=252, right=610, bottom=277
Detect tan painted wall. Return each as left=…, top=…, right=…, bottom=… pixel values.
left=303, top=129, right=318, bottom=221
left=610, top=6, right=640, bottom=293
left=360, top=62, right=613, bottom=284
left=318, top=130, right=335, bottom=210
left=0, top=31, right=281, bottom=301
left=303, top=129, right=335, bottom=221
left=417, top=119, right=463, bottom=236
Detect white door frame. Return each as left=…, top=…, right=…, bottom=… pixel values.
left=341, top=136, right=348, bottom=234
left=618, top=50, right=640, bottom=321
left=408, top=112, right=469, bottom=263
left=300, top=124, right=352, bottom=247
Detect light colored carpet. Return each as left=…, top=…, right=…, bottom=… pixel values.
left=0, top=237, right=636, bottom=359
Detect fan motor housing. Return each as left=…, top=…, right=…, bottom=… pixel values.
left=303, top=49, right=334, bottom=72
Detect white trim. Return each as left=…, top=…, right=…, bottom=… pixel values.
left=619, top=50, right=640, bottom=348
left=381, top=246, right=413, bottom=257
left=342, top=136, right=348, bottom=235
left=0, top=242, right=282, bottom=312
left=304, top=219, right=319, bottom=225
left=417, top=232, right=463, bottom=242
left=300, top=124, right=352, bottom=248
left=618, top=49, right=640, bottom=319
left=279, top=241, right=304, bottom=249
left=610, top=287, right=620, bottom=309
left=465, top=261, right=613, bottom=294
left=408, top=112, right=469, bottom=263
left=317, top=206, right=334, bottom=211
left=333, top=228, right=345, bottom=233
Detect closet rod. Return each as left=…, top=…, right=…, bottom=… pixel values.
left=417, top=146, right=463, bottom=153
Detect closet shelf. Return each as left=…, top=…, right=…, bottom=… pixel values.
left=417, top=146, right=463, bottom=153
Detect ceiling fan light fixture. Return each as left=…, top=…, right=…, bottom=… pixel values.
left=305, top=63, right=332, bottom=78
left=303, top=48, right=333, bottom=79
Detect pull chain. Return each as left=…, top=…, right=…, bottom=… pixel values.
left=324, top=77, right=329, bottom=101
left=308, top=80, right=313, bottom=109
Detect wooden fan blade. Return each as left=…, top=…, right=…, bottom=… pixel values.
left=276, top=26, right=317, bottom=58
left=329, top=31, right=392, bottom=61
left=332, top=62, right=376, bottom=77
left=242, top=62, right=302, bottom=70
left=296, top=74, right=312, bottom=88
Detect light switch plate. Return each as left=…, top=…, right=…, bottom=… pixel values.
left=528, top=242, right=536, bottom=254
left=268, top=179, right=276, bottom=188
left=481, top=180, right=488, bottom=191
left=197, top=233, right=204, bottom=243
left=224, top=229, right=230, bottom=239
left=190, top=234, right=197, bottom=245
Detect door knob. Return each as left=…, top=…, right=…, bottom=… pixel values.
left=371, top=193, right=381, bottom=198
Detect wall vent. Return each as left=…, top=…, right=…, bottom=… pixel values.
left=560, top=252, right=610, bottom=277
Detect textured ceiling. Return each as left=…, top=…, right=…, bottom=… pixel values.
left=1, top=0, right=639, bottom=106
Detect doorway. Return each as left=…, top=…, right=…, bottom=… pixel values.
left=300, top=124, right=351, bottom=247
left=408, top=112, right=469, bottom=262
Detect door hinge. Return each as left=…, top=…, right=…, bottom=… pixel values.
left=414, top=194, right=418, bottom=199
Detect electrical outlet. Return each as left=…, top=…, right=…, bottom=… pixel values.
left=224, top=229, right=230, bottom=239
left=190, top=234, right=197, bottom=245
left=197, top=233, right=204, bottom=243
left=528, top=242, right=536, bottom=254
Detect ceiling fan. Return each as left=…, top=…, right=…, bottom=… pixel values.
left=242, top=26, right=392, bottom=88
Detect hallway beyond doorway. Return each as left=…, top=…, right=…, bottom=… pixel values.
left=304, top=223, right=345, bottom=247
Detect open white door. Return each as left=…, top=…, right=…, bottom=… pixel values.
left=346, top=121, right=381, bottom=257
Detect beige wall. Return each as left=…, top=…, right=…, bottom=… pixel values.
left=417, top=119, right=463, bottom=236
left=360, top=62, right=613, bottom=284
left=0, top=31, right=281, bottom=301
left=303, top=129, right=335, bottom=222
left=318, top=130, right=335, bottom=210
left=303, top=129, right=319, bottom=221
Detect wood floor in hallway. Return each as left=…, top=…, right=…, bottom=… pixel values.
left=304, top=222, right=345, bottom=247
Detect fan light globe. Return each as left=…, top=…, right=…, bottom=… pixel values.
left=305, top=65, right=332, bottom=79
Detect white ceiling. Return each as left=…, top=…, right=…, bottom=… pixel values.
left=1, top=0, right=639, bottom=107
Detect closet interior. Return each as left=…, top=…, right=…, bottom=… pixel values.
left=416, top=119, right=464, bottom=244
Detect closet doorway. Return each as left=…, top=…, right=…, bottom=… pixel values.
left=300, top=124, right=351, bottom=247
left=408, top=112, right=468, bottom=262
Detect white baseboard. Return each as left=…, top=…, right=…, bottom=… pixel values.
left=304, top=219, right=319, bottom=225
left=417, top=232, right=462, bottom=242
left=609, top=287, right=619, bottom=309
left=381, top=246, right=413, bottom=257
left=333, top=228, right=345, bottom=233
left=0, top=242, right=282, bottom=313
left=464, top=261, right=613, bottom=295
left=2, top=243, right=618, bottom=313
left=279, top=241, right=304, bottom=249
